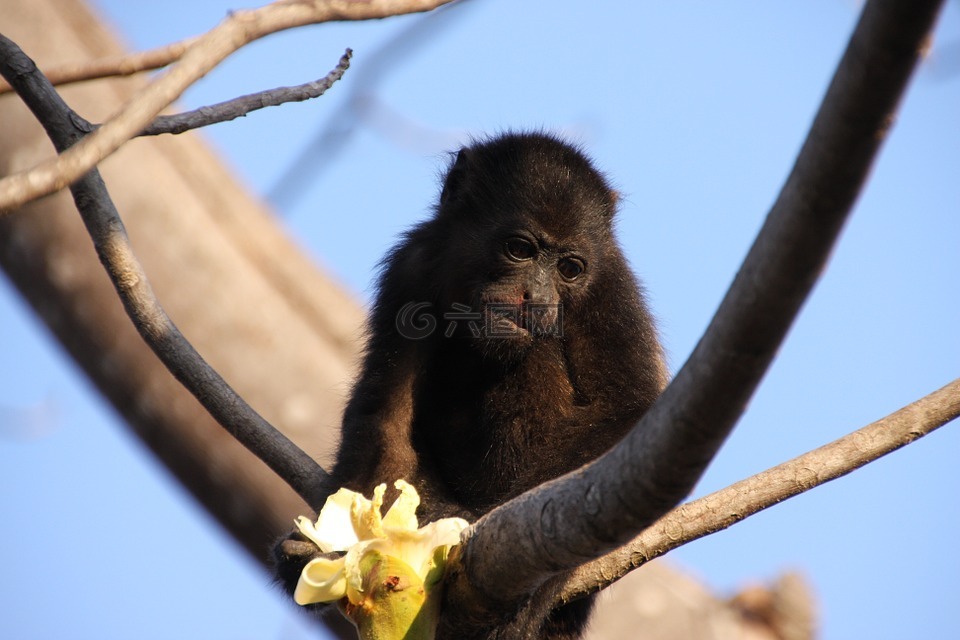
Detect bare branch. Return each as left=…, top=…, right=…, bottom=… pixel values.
left=0, top=34, right=332, bottom=506
left=40, top=50, right=352, bottom=139
left=0, top=0, right=456, bottom=214
left=0, top=36, right=198, bottom=96
left=440, top=0, right=945, bottom=632
left=559, top=377, right=960, bottom=604
left=140, top=49, right=352, bottom=136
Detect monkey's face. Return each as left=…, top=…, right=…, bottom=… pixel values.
left=434, top=213, right=605, bottom=363
left=482, top=232, right=585, bottom=334
left=431, top=132, right=620, bottom=361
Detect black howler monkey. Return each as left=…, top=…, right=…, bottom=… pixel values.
left=275, top=132, right=666, bottom=639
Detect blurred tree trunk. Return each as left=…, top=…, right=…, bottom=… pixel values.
left=0, top=0, right=363, bottom=558
left=0, top=0, right=813, bottom=637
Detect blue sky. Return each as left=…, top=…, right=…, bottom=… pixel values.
left=1, top=2, right=958, bottom=639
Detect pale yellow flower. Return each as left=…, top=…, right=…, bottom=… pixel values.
left=293, top=480, right=468, bottom=608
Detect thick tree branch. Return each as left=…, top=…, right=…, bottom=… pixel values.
left=0, top=35, right=332, bottom=506
left=441, top=0, right=945, bottom=632
left=0, top=0, right=456, bottom=214
left=559, top=377, right=960, bottom=604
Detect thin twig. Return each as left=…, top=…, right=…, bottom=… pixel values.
left=558, top=377, right=960, bottom=603
left=0, top=36, right=198, bottom=96
left=55, top=51, right=352, bottom=139
left=440, top=0, right=945, bottom=632
left=0, top=35, right=333, bottom=506
left=0, top=0, right=456, bottom=214
left=141, top=49, right=352, bottom=136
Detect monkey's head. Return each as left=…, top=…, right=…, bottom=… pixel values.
left=430, top=132, right=621, bottom=360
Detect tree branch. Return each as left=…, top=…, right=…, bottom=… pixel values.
left=0, top=0, right=456, bottom=214
left=0, top=35, right=199, bottom=96
left=558, top=377, right=960, bottom=604
left=139, top=49, right=352, bottom=136
left=10, top=49, right=352, bottom=139
left=0, top=34, right=333, bottom=507
left=440, top=0, right=945, bottom=632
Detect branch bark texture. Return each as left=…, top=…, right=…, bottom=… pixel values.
left=441, top=0, right=945, bottom=629
left=140, top=49, right=352, bottom=136
left=560, top=377, right=960, bottom=604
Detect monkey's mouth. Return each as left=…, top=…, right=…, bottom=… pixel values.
left=483, top=302, right=562, bottom=339
left=484, top=305, right=531, bottom=337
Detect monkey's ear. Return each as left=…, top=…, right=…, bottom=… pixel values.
left=604, top=189, right=622, bottom=219
left=439, top=147, right=471, bottom=210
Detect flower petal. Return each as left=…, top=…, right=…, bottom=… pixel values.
left=343, top=539, right=377, bottom=605
left=370, top=516, right=468, bottom=582
left=417, top=517, right=469, bottom=585
left=294, top=556, right=348, bottom=605
left=296, top=488, right=359, bottom=552
left=294, top=481, right=468, bottom=617
left=351, top=483, right=386, bottom=540
left=381, top=479, right=420, bottom=532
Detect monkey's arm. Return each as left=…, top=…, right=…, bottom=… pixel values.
left=271, top=336, right=421, bottom=591
left=273, top=237, right=459, bottom=594
left=332, top=351, right=420, bottom=493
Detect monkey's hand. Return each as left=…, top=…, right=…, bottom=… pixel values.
left=272, top=528, right=333, bottom=598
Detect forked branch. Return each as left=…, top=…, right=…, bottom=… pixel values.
left=558, top=377, right=960, bottom=604
left=440, top=0, right=946, bottom=632
left=0, top=0, right=456, bottom=214
left=1, top=1, right=952, bottom=636
left=0, top=35, right=333, bottom=506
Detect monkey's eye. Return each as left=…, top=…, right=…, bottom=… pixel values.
left=504, top=238, right=536, bottom=261
left=557, top=257, right=585, bottom=280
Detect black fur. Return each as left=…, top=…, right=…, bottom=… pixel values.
left=274, top=132, right=666, bottom=639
